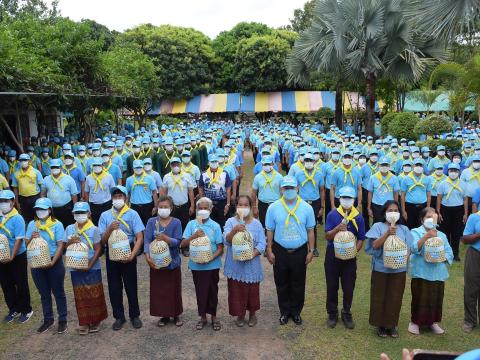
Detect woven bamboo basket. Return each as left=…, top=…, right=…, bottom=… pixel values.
left=65, top=241, right=89, bottom=270
left=108, top=229, right=131, bottom=261
left=150, top=240, right=172, bottom=269
left=424, top=236, right=446, bottom=263
left=232, top=231, right=254, bottom=261
left=383, top=235, right=408, bottom=269
left=27, top=237, right=51, bottom=269
left=0, top=234, right=10, bottom=262
left=190, top=236, right=213, bottom=264
left=333, top=231, right=357, bottom=260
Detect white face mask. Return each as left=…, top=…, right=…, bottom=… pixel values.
left=165, top=145, right=174, bottom=152
left=0, top=203, right=11, bottom=214
left=449, top=172, right=459, bottom=180
left=437, top=150, right=445, bottom=156
left=36, top=210, right=49, bottom=220
left=385, top=211, right=400, bottom=225
left=182, top=157, right=191, bottom=164
left=102, top=156, right=110, bottom=163
left=298, top=155, right=305, bottom=163
left=412, top=153, right=420, bottom=159
left=353, top=154, right=360, bottom=160
left=51, top=168, right=61, bottom=176
left=380, top=166, right=389, bottom=174
left=93, top=166, right=103, bottom=174
left=435, top=169, right=444, bottom=176
left=314, top=154, right=320, bottom=161
left=391, top=148, right=398, bottom=153
left=237, top=207, right=250, bottom=218
left=133, top=148, right=141, bottom=154
left=331, top=154, right=340, bottom=161
left=157, top=208, right=171, bottom=218
left=112, top=199, right=125, bottom=210
left=21, top=161, right=29, bottom=169
left=423, top=217, right=437, bottom=229
left=262, top=165, right=273, bottom=173
left=134, top=168, right=144, bottom=175
left=144, top=165, right=152, bottom=172
left=64, top=159, right=73, bottom=166
left=340, top=198, right=354, bottom=209
left=171, top=166, right=181, bottom=174
left=403, top=166, right=412, bottom=173
left=370, top=155, right=378, bottom=163
left=358, top=158, right=367, bottom=165
left=74, top=214, right=88, bottom=224
left=342, top=158, right=352, bottom=166
left=93, top=151, right=101, bottom=157
left=209, top=162, right=218, bottom=170
left=475, top=150, right=480, bottom=156
left=453, top=158, right=461, bottom=164
left=197, top=209, right=210, bottom=220
left=304, top=162, right=314, bottom=170
left=413, top=166, right=423, bottom=175
left=473, top=162, right=480, bottom=170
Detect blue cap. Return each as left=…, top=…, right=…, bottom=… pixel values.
left=8, top=150, right=16, bottom=157
left=413, top=158, right=424, bottom=166
left=208, top=154, right=219, bottom=162
left=101, top=149, right=111, bottom=157
left=34, top=198, right=52, bottom=210
left=42, top=147, right=49, bottom=153
left=411, top=146, right=420, bottom=153
left=18, top=154, right=30, bottom=161
left=304, top=153, right=315, bottom=161
left=280, top=176, right=298, bottom=188
left=448, top=163, right=460, bottom=171
left=216, top=148, right=226, bottom=157
left=72, top=202, right=90, bottom=213
left=369, top=149, right=379, bottom=156
left=437, top=145, right=446, bottom=151
left=434, top=162, right=444, bottom=169
left=470, top=155, right=480, bottom=162
left=379, top=157, right=389, bottom=165
left=331, top=147, right=341, bottom=154
left=63, top=144, right=72, bottom=150
left=342, top=151, right=353, bottom=157
left=170, top=157, right=181, bottom=164
left=92, top=143, right=101, bottom=151
left=49, top=159, right=62, bottom=167
left=181, top=150, right=191, bottom=157
left=64, top=152, right=74, bottom=159
left=164, top=137, right=174, bottom=145
left=261, top=155, right=274, bottom=164
left=111, top=185, right=128, bottom=196
left=91, top=157, right=103, bottom=166
left=339, top=186, right=355, bottom=198
left=421, top=146, right=430, bottom=152
left=402, top=160, right=413, bottom=167
left=0, top=190, right=15, bottom=200
left=143, top=158, right=152, bottom=165
left=78, top=145, right=86, bottom=151
left=133, top=160, right=144, bottom=168
left=107, top=142, right=115, bottom=148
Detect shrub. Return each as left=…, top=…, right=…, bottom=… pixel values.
left=316, top=107, right=334, bottom=119
left=416, top=139, right=463, bottom=152
left=414, top=114, right=452, bottom=137
left=380, top=112, right=397, bottom=136
left=388, top=112, right=419, bottom=140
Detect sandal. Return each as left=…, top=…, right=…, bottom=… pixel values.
left=157, top=318, right=169, bottom=327
left=174, top=317, right=184, bottom=327
left=235, top=318, right=245, bottom=327
left=248, top=315, right=258, bottom=327
left=89, top=323, right=100, bottom=333
left=212, top=321, right=222, bottom=331
left=196, top=320, right=207, bottom=330
left=78, top=325, right=89, bottom=335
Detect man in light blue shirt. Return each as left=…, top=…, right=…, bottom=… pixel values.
left=85, top=157, right=116, bottom=225
left=102, top=150, right=122, bottom=186
left=330, top=151, right=362, bottom=210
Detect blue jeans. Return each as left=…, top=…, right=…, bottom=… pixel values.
left=31, top=260, right=67, bottom=322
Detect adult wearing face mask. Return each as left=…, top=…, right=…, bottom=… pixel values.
left=156, top=138, right=179, bottom=178
left=75, top=145, right=88, bottom=175
left=409, top=207, right=453, bottom=335
left=330, top=152, right=363, bottom=213
left=198, top=154, right=232, bottom=229
left=217, top=149, right=238, bottom=214
left=181, top=150, right=201, bottom=190
left=460, top=156, right=480, bottom=214
left=143, top=157, right=163, bottom=193
left=325, top=186, right=365, bottom=329
left=0, top=190, right=32, bottom=325
left=181, top=197, right=224, bottom=331
left=102, top=150, right=122, bottom=186
left=436, top=163, right=468, bottom=262
left=400, top=159, right=432, bottom=229
left=63, top=151, right=86, bottom=198
left=365, top=200, right=412, bottom=338
left=84, top=158, right=115, bottom=226
left=86, top=144, right=102, bottom=177
left=427, top=145, right=450, bottom=174
left=367, top=158, right=401, bottom=224
left=430, top=164, right=446, bottom=210
left=322, top=148, right=341, bottom=218
left=11, top=154, right=43, bottom=223
left=144, top=195, right=184, bottom=328
left=64, top=202, right=108, bottom=335
left=295, top=153, right=325, bottom=257
left=41, top=158, right=78, bottom=227
left=25, top=198, right=67, bottom=334
left=360, top=150, right=380, bottom=231
left=223, top=195, right=266, bottom=327
left=288, top=147, right=308, bottom=177
left=265, top=176, right=315, bottom=326
left=394, top=147, right=412, bottom=175
left=99, top=185, right=145, bottom=331
left=7, top=150, right=19, bottom=178
left=251, top=156, right=283, bottom=227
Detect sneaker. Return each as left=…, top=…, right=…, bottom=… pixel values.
left=112, top=318, right=126, bottom=331
left=292, top=315, right=303, bottom=325
left=131, top=317, right=142, bottom=329
left=377, top=327, right=388, bottom=338
left=389, top=327, right=399, bottom=338
left=341, top=311, right=355, bottom=329
left=57, top=320, right=68, bottom=334
left=312, top=248, right=320, bottom=257
left=327, top=314, right=338, bottom=328
left=37, top=319, right=54, bottom=333
left=3, top=311, right=18, bottom=324
left=408, top=322, right=420, bottom=335
left=17, top=311, right=33, bottom=324
left=463, top=322, right=474, bottom=333
left=430, top=323, right=445, bottom=334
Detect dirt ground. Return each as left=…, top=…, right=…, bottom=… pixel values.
left=1, top=150, right=295, bottom=360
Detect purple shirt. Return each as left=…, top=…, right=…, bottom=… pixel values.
left=144, top=216, right=182, bottom=270
left=325, top=208, right=366, bottom=248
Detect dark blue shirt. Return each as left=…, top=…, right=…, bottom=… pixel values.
left=325, top=208, right=366, bottom=248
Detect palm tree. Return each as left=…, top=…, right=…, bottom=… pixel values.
left=287, top=0, right=449, bottom=136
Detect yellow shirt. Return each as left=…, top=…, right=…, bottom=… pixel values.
left=14, top=167, right=40, bottom=197
left=0, top=174, right=8, bottom=190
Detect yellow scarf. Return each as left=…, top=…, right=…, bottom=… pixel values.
left=35, top=217, right=57, bottom=241
left=261, top=170, right=276, bottom=189
left=41, top=156, right=50, bottom=166
left=63, top=164, right=77, bottom=176
left=111, top=205, right=131, bottom=230
left=0, top=208, right=19, bottom=237
left=206, top=167, right=223, bottom=188
left=329, top=160, right=340, bottom=172
left=164, top=151, right=175, bottom=168
left=77, top=157, right=87, bottom=173
left=336, top=206, right=359, bottom=231
left=50, top=173, right=65, bottom=191
left=301, top=167, right=318, bottom=187
left=143, top=147, right=152, bottom=158
left=182, top=163, right=194, bottom=176
left=104, top=161, right=112, bottom=172
left=432, top=173, right=446, bottom=188
left=407, top=172, right=426, bottom=192
left=445, top=177, right=462, bottom=199
left=280, top=196, right=301, bottom=226
left=368, top=162, right=378, bottom=174
left=132, top=173, right=148, bottom=190
left=374, top=171, right=392, bottom=192
left=340, top=164, right=355, bottom=184
left=171, top=173, right=184, bottom=191
left=76, top=220, right=94, bottom=249
left=92, top=171, right=108, bottom=192
left=295, top=160, right=305, bottom=172
left=469, top=167, right=480, bottom=183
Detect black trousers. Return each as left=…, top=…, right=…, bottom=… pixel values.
left=430, top=196, right=437, bottom=211
left=52, top=201, right=74, bottom=228
left=258, top=200, right=271, bottom=228
left=324, top=246, right=357, bottom=316
left=131, top=202, right=154, bottom=227
left=106, top=246, right=140, bottom=320
left=211, top=199, right=227, bottom=229
left=0, top=252, right=31, bottom=314
left=172, top=202, right=190, bottom=231
left=405, top=202, right=426, bottom=229
left=372, top=203, right=384, bottom=224
left=18, top=194, right=40, bottom=224
left=362, top=188, right=370, bottom=231
left=90, top=200, right=112, bottom=226
left=272, top=242, right=307, bottom=317
left=439, top=205, right=464, bottom=259
left=325, top=188, right=332, bottom=218
left=306, top=198, right=322, bottom=250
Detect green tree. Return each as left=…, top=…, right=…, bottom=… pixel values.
left=410, top=87, right=444, bottom=115
left=287, top=0, right=317, bottom=33
left=388, top=113, right=419, bottom=140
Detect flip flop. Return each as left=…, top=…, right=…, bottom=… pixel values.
left=174, top=317, right=184, bottom=327
left=212, top=321, right=222, bottom=331
left=78, top=326, right=89, bottom=335
left=235, top=319, right=245, bottom=327
left=196, top=320, right=207, bottom=330
left=248, top=315, right=258, bottom=327
left=157, top=318, right=169, bottom=327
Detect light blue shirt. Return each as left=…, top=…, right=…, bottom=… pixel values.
left=145, top=170, right=163, bottom=189
left=436, top=178, right=466, bottom=207
left=295, top=168, right=324, bottom=201
left=63, top=166, right=86, bottom=194
left=26, top=219, right=65, bottom=257
left=252, top=171, right=283, bottom=203
left=182, top=163, right=201, bottom=185
left=409, top=226, right=453, bottom=281
left=287, top=162, right=304, bottom=177
left=400, top=173, right=432, bottom=204
left=460, top=168, right=480, bottom=197
left=42, top=174, right=78, bottom=207
left=126, top=174, right=157, bottom=205
left=322, top=161, right=341, bottom=189
left=98, top=207, right=145, bottom=244
left=265, top=197, right=315, bottom=249
left=85, top=173, right=115, bottom=204
left=111, top=155, right=123, bottom=171
left=106, top=163, right=122, bottom=185
left=183, top=218, right=223, bottom=271
left=360, top=162, right=379, bottom=188
left=367, top=172, right=400, bottom=206
left=463, top=213, right=480, bottom=252
left=64, top=223, right=101, bottom=270
left=428, top=156, right=450, bottom=173
left=365, top=222, right=413, bottom=273
left=222, top=163, right=237, bottom=182
left=0, top=210, right=26, bottom=255
left=162, top=172, right=194, bottom=206
left=331, top=166, right=362, bottom=198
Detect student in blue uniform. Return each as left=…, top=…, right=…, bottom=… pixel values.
left=330, top=151, right=362, bottom=210
left=322, top=148, right=341, bottom=218
left=360, top=150, right=379, bottom=231
left=102, top=150, right=122, bottom=186
left=430, top=163, right=446, bottom=210
left=63, top=151, right=86, bottom=198
left=126, top=160, right=158, bottom=226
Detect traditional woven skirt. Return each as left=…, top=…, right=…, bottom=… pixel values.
left=150, top=267, right=183, bottom=317
left=369, top=271, right=406, bottom=328
left=192, top=269, right=219, bottom=317
left=71, top=269, right=108, bottom=326
left=227, top=278, right=260, bottom=317
left=411, top=278, right=445, bottom=326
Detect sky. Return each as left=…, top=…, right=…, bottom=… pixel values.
left=49, top=0, right=307, bottom=38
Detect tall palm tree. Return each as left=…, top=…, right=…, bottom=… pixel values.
left=287, top=0, right=449, bottom=135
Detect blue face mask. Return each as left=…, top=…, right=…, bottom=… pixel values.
left=283, top=189, right=297, bottom=200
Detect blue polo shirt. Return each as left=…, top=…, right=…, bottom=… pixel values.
left=331, top=166, right=362, bottom=198
left=400, top=173, right=432, bottom=204
left=42, top=174, right=79, bottom=207
left=126, top=174, right=157, bottom=205
left=436, top=178, right=467, bottom=207
left=252, top=171, right=283, bottom=203
left=105, top=163, right=122, bottom=185
left=463, top=213, right=480, bottom=252
left=325, top=208, right=366, bottom=248
left=183, top=218, right=223, bottom=271
left=322, top=161, right=341, bottom=189
left=63, top=166, right=86, bottom=194
left=360, top=162, right=379, bottom=188
left=295, top=168, right=325, bottom=201
left=85, top=173, right=115, bottom=204
left=98, top=207, right=145, bottom=244
left=0, top=210, right=26, bottom=255
left=26, top=219, right=65, bottom=256
left=460, top=168, right=480, bottom=197
left=265, top=197, right=315, bottom=249
left=367, top=172, right=400, bottom=206
left=64, top=223, right=102, bottom=270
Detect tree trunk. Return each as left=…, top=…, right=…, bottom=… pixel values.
left=335, top=83, right=343, bottom=129
left=0, top=114, right=23, bottom=152
left=365, top=74, right=376, bottom=136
